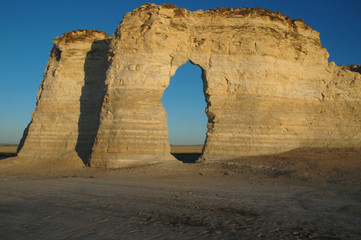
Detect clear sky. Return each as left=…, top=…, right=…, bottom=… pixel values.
left=0, top=0, right=360, bottom=145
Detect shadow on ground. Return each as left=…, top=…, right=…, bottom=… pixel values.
left=0, top=153, right=17, bottom=160
left=172, top=153, right=202, bottom=163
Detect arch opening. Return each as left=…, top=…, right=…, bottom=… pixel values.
left=161, top=61, right=208, bottom=163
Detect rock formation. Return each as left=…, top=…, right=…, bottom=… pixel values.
left=17, top=4, right=361, bottom=168
left=17, top=30, right=110, bottom=165
left=339, top=64, right=361, bottom=74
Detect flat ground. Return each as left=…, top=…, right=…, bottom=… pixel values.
left=0, top=145, right=360, bottom=239
left=0, top=144, right=17, bottom=160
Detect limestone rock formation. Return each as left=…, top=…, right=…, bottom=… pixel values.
left=17, top=4, right=361, bottom=168
left=89, top=4, right=361, bottom=167
left=339, top=64, right=361, bottom=74
left=17, top=29, right=110, bottom=165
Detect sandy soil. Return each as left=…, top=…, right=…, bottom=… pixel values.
left=0, top=145, right=360, bottom=239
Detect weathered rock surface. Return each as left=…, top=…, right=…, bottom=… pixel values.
left=17, top=29, right=110, bottom=165
left=339, top=64, right=361, bottom=74
left=89, top=4, right=361, bottom=167
left=17, top=4, right=361, bottom=168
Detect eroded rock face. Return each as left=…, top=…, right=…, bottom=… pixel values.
left=89, top=4, right=361, bottom=167
left=339, top=64, right=361, bottom=74
left=18, top=4, right=361, bottom=168
left=17, top=29, right=111, bottom=164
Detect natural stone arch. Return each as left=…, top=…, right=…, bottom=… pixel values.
left=89, top=51, right=213, bottom=167
left=15, top=4, right=361, bottom=168
left=88, top=4, right=361, bottom=167
left=161, top=60, right=208, bottom=147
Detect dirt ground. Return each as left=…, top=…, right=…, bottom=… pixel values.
left=0, top=145, right=360, bottom=239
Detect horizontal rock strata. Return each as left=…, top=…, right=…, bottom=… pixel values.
left=17, top=30, right=110, bottom=164
left=89, top=4, right=361, bottom=166
left=17, top=4, right=361, bottom=168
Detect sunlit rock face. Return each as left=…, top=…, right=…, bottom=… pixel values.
left=18, top=4, right=361, bottom=168
left=17, top=30, right=111, bottom=165
left=89, top=4, right=361, bottom=167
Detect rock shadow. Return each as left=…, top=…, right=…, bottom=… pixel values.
left=228, top=147, right=361, bottom=182
left=16, top=121, right=31, bottom=154
left=75, top=39, right=110, bottom=165
left=172, top=153, right=202, bottom=163
left=0, top=153, right=17, bottom=161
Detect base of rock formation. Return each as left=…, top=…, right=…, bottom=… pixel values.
left=89, top=153, right=177, bottom=168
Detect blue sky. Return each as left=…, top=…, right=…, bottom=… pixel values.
left=0, top=0, right=360, bottom=145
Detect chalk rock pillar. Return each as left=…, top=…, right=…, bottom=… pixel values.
left=17, top=30, right=110, bottom=164
left=89, top=51, right=177, bottom=167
